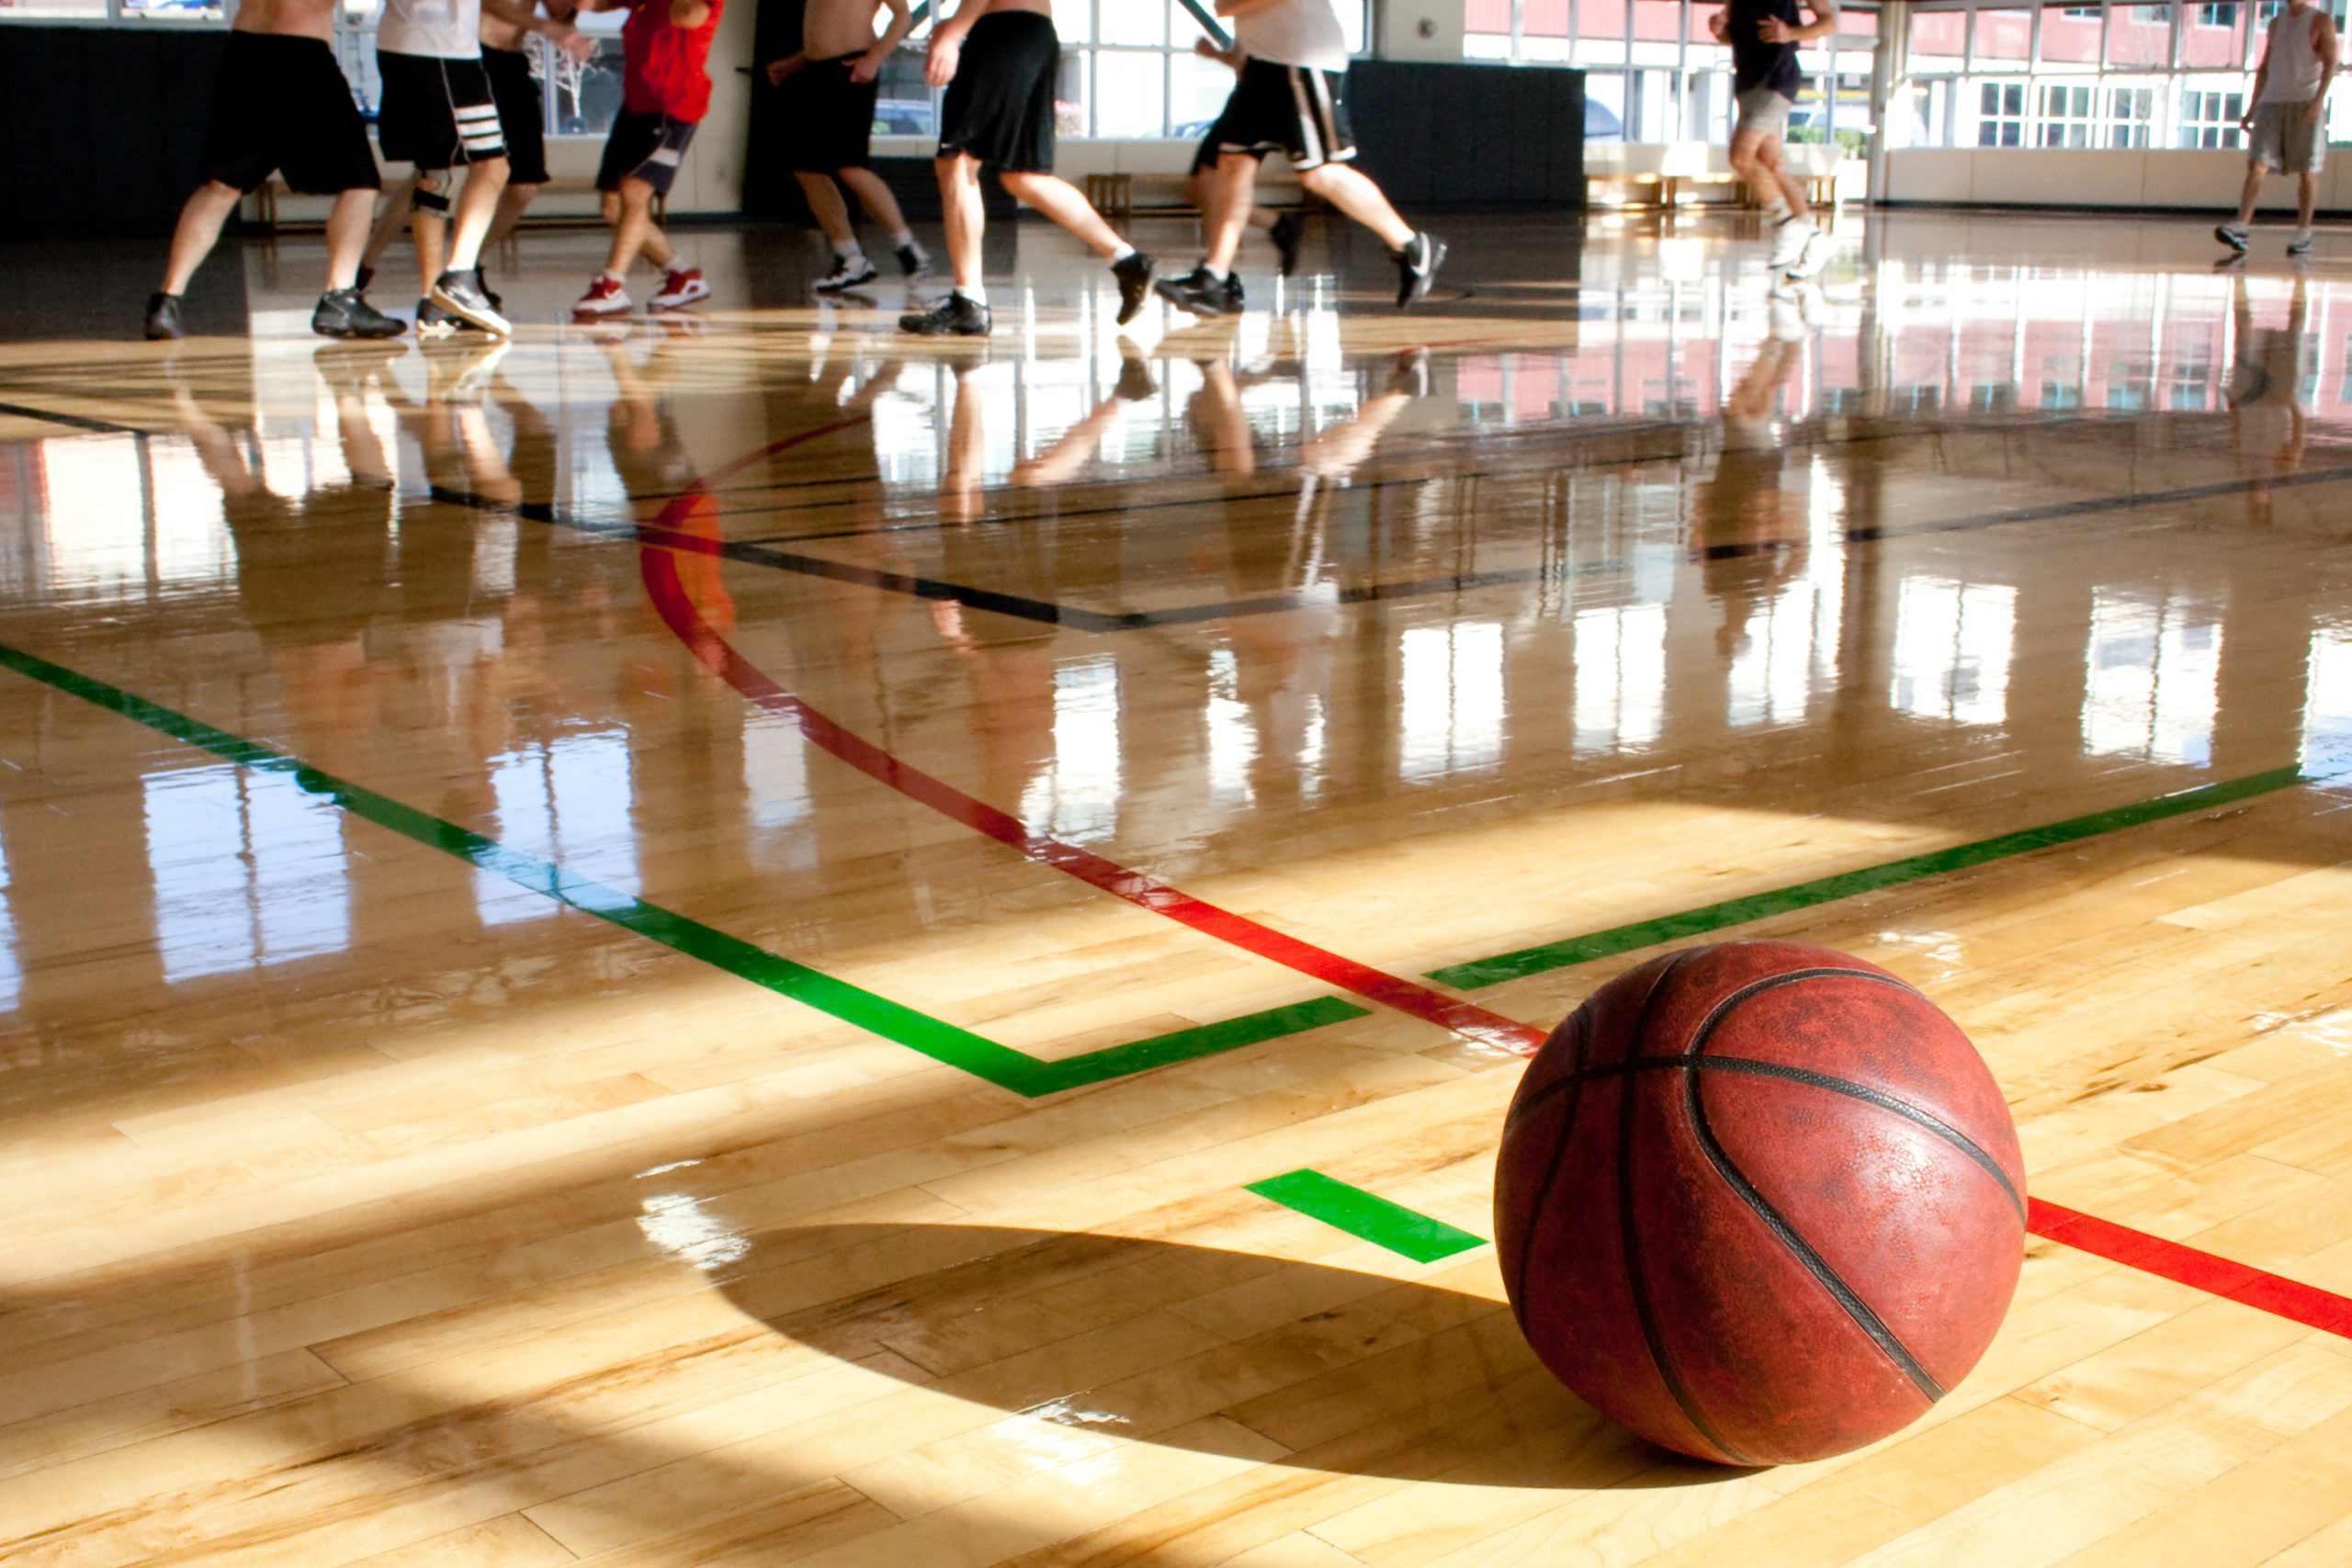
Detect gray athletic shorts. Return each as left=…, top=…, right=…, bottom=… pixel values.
left=1735, top=86, right=1793, bottom=139
left=2249, top=99, right=2325, bottom=174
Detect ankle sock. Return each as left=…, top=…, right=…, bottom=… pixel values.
left=954, top=284, right=988, bottom=307
left=1110, top=243, right=1137, bottom=264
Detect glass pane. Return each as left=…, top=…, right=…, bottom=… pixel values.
left=2180, top=0, right=2250, bottom=66
left=1911, top=10, right=1968, bottom=69
left=1339, top=0, right=1368, bottom=53
left=2177, top=73, right=2247, bottom=143
left=1056, top=48, right=1090, bottom=135
left=552, top=37, right=627, bottom=137
left=1973, top=6, right=2035, bottom=67
left=2108, top=1, right=2174, bottom=65
left=1101, top=0, right=1163, bottom=46
left=2, top=0, right=111, bottom=17
left=874, top=47, right=936, bottom=137
left=122, top=0, right=226, bottom=20
left=1171, top=45, right=1236, bottom=137
left=1092, top=50, right=1168, bottom=136
left=2040, top=6, right=2103, bottom=69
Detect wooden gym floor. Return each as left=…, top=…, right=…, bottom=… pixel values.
left=2, top=208, right=2352, bottom=1564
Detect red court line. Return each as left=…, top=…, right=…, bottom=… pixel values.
left=2027, top=1199, right=2352, bottom=1337
left=632, top=421, right=2352, bottom=1344
left=635, top=423, right=1544, bottom=1057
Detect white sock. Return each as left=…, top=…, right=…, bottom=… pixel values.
left=1109, top=243, right=1136, bottom=264
left=890, top=229, right=917, bottom=249
left=1765, top=198, right=1792, bottom=222
left=955, top=284, right=988, bottom=306
left=601, top=268, right=627, bottom=285
left=835, top=240, right=865, bottom=262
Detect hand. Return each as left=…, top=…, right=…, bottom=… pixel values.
left=765, top=54, right=800, bottom=85
left=1193, top=35, right=1222, bottom=59
left=1707, top=8, right=1727, bottom=39
left=924, top=33, right=960, bottom=88
left=553, top=25, right=592, bottom=61
left=2306, top=99, right=2325, bottom=124
left=1757, top=16, right=1797, bottom=44
left=850, top=52, right=880, bottom=84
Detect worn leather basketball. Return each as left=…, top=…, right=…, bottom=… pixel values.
left=1494, top=940, right=2026, bottom=1466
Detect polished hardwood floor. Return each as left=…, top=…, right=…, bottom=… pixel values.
left=1, top=208, right=2350, bottom=1564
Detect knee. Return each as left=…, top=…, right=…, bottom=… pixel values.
left=1298, top=165, right=1338, bottom=197
left=509, top=182, right=541, bottom=204
left=998, top=170, right=1037, bottom=200
left=599, top=191, right=623, bottom=222
left=619, top=177, right=656, bottom=209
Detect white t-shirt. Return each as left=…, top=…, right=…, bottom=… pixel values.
left=378, top=0, right=483, bottom=59
left=1235, top=0, right=1351, bottom=73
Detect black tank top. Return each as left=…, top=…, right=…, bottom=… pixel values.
left=1726, top=0, right=1804, bottom=98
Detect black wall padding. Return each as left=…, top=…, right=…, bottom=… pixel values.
left=1343, top=62, right=1586, bottom=209
left=0, top=27, right=232, bottom=239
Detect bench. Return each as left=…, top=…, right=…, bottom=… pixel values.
left=1584, top=141, right=1845, bottom=210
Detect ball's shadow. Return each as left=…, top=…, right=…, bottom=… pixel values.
left=717, top=1222, right=1713, bottom=1489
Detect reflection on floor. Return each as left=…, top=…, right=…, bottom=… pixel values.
left=4, top=209, right=2352, bottom=1564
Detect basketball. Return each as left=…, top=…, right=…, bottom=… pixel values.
left=1494, top=940, right=2027, bottom=1466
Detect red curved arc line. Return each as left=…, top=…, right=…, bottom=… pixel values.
left=632, top=425, right=1545, bottom=1055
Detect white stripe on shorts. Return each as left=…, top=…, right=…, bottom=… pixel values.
left=1287, top=67, right=1324, bottom=167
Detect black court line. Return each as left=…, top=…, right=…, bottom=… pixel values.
left=0, top=400, right=146, bottom=436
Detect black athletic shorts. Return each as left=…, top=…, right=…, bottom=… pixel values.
left=786, top=54, right=880, bottom=173
left=1211, top=58, right=1357, bottom=172
left=937, top=10, right=1057, bottom=175
left=1189, top=130, right=1219, bottom=175
left=483, top=46, right=548, bottom=186
left=597, top=108, right=699, bottom=195
left=198, top=31, right=381, bottom=195
left=377, top=51, right=507, bottom=170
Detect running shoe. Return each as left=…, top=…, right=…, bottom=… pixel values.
left=897, top=241, right=932, bottom=277
left=899, top=293, right=992, bottom=336
left=428, top=269, right=510, bottom=336
left=1155, top=265, right=1243, bottom=316
left=1783, top=230, right=1834, bottom=282
left=144, top=292, right=183, bottom=342
left=574, top=276, right=632, bottom=316
left=1769, top=216, right=1815, bottom=267
left=651, top=267, right=710, bottom=310
left=1270, top=210, right=1306, bottom=277
left=2215, top=222, right=2251, bottom=253
left=2289, top=227, right=2314, bottom=255
left=1393, top=231, right=1445, bottom=310
left=816, top=253, right=880, bottom=291
left=312, top=288, right=406, bottom=341
left=1112, top=251, right=1157, bottom=325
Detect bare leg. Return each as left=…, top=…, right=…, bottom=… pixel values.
left=485, top=181, right=540, bottom=249
left=936, top=153, right=987, bottom=289
left=1298, top=163, right=1414, bottom=250
left=2298, top=170, right=2318, bottom=229
left=322, top=188, right=376, bottom=291
left=446, top=158, right=510, bottom=273
left=797, top=171, right=857, bottom=246
left=161, top=180, right=245, bottom=296
left=997, top=170, right=1127, bottom=259
left=360, top=175, right=420, bottom=278
left=1202, top=153, right=1261, bottom=275
left=1730, top=130, right=1811, bottom=223
left=838, top=166, right=910, bottom=236
left=2235, top=163, right=2267, bottom=225
left=408, top=171, right=451, bottom=296
left=603, top=179, right=671, bottom=276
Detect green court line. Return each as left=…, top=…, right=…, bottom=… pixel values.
left=1426, top=766, right=2307, bottom=992
left=0, top=639, right=1367, bottom=1099
left=1246, top=1168, right=1487, bottom=1262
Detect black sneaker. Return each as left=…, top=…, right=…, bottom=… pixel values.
left=817, top=253, right=881, bottom=291
left=429, top=268, right=511, bottom=335
left=313, top=288, right=405, bottom=341
left=474, top=269, right=502, bottom=312
left=1393, top=231, right=1445, bottom=310
left=896, top=242, right=931, bottom=277
left=1270, top=211, right=1306, bottom=278
left=899, top=293, right=991, bottom=337
left=415, top=298, right=472, bottom=338
left=144, top=292, right=183, bottom=342
left=1115, top=348, right=1157, bottom=402
left=2215, top=222, right=2251, bottom=254
left=1111, top=251, right=1156, bottom=326
left=1154, top=265, right=1243, bottom=316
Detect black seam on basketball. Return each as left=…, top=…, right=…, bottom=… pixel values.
left=1617, top=952, right=1752, bottom=1464
left=1689, top=1056, right=2026, bottom=1226
left=1504, top=968, right=1914, bottom=1130
left=1507, top=1007, right=1590, bottom=1334
left=1686, top=972, right=1949, bottom=1405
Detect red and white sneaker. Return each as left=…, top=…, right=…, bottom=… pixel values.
left=651, top=267, right=710, bottom=310
left=573, top=275, right=631, bottom=316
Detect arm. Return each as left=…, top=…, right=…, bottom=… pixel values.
left=766, top=50, right=807, bottom=84
left=853, top=0, right=912, bottom=82
left=2311, top=13, right=2338, bottom=122
left=1758, top=0, right=1836, bottom=48
left=670, top=0, right=710, bottom=28
left=1193, top=36, right=1247, bottom=69
left=925, top=0, right=994, bottom=87
left=481, top=0, right=593, bottom=57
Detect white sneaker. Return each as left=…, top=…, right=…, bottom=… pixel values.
left=2215, top=222, right=2250, bottom=253
left=1769, top=294, right=1808, bottom=343
left=1783, top=230, right=1834, bottom=281
left=815, top=253, right=879, bottom=291
left=1769, top=216, right=1814, bottom=268
left=2289, top=228, right=2314, bottom=255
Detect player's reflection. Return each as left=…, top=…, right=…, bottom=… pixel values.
left=2227, top=272, right=2311, bottom=528
left=1691, top=307, right=1813, bottom=658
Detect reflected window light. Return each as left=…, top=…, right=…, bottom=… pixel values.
left=145, top=763, right=352, bottom=985
left=1019, top=658, right=1122, bottom=842
left=144, top=443, right=236, bottom=588
left=2304, top=628, right=2352, bottom=775
left=2083, top=592, right=2222, bottom=766
left=1890, top=577, right=2017, bottom=728
left=1400, top=621, right=1506, bottom=778
left=0, top=823, right=18, bottom=1016
left=743, top=719, right=811, bottom=830
left=1728, top=582, right=1819, bottom=729
left=36, top=437, right=148, bottom=594
left=1205, top=647, right=1257, bottom=807
left=1574, top=604, right=1668, bottom=754
left=477, top=731, right=640, bottom=926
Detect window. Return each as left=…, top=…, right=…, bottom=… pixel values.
left=2181, top=85, right=2245, bottom=144
left=2196, top=2, right=2237, bottom=23
left=2108, top=82, right=2155, bottom=143
left=1979, top=80, right=2029, bottom=144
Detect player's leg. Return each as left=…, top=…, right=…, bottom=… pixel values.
left=802, top=174, right=879, bottom=289
left=358, top=174, right=421, bottom=293
left=900, top=152, right=990, bottom=334
left=277, top=35, right=405, bottom=338
left=1159, top=151, right=1259, bottom=315
left=159, top=182, right=244, bottom=302
left=151, top=33, right=280, bottom=336
left=838, top=167, right=925, bottom=276
left=481, top=45, right=548, bottom=257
